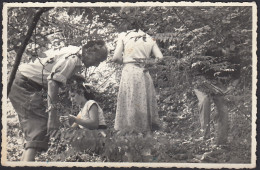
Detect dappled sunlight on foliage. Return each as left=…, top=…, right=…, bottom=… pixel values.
left=6, top=6, right=253, bottom=163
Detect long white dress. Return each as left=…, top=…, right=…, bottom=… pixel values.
left=113, top=30, right=163, bottom=132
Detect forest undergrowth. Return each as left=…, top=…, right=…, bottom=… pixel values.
left=6, top=78, right=252, bottom=163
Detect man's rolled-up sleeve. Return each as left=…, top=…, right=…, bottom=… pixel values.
left=47, top=56, right=79, bottom=85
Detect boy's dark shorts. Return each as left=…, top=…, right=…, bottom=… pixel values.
left=9, top=72, right=49, bottom=151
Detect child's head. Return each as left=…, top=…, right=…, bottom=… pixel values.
left=69, top=84, right=95, bottom=105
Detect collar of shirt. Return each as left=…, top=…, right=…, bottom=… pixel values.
left=77, top=48, right=83, bottom=59
left=126, top=29, right=145, bottom=35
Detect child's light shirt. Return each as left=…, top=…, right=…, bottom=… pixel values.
left=78, top=100, right=106, bottom=129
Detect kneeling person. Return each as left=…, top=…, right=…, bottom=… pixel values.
left=60, top=84, right=106, bottom=130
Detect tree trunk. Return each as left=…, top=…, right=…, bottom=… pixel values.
left=7, top=7, right=52, bottom=97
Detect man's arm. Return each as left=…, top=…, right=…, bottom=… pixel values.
left=47, top=80, right=60, bottom=133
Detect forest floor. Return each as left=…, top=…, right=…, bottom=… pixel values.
left=5, top=87, right=252, bottom=163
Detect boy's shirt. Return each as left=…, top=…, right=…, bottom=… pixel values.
left=19, top=46, right=82, bottom=87
left=191, top=48, right=241, bottom=95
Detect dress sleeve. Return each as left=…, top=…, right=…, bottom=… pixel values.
left=47, top=55, right=79, bottom=85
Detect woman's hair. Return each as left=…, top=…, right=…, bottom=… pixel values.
left=119, top=7, right=144, bottom=31
left=125, top=18, right=142, bottom=31
left=70, top=84, right=95, bottom=101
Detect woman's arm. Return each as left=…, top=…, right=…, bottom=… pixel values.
left=152, top=43, right=163, bottom=60
left=71, top=113, right=82, bottom=128
left=111, top=37, right=124, bottom=64
left=70, top=104, right=99, bottom=129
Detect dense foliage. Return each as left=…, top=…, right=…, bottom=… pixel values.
left=6, top=6, right=253, bottom=163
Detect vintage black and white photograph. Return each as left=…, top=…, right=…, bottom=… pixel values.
left=1, top=2, right=257, bottom=168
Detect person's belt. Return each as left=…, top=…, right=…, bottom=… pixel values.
left=123, top=61, right=149, bottom=73
left=98, top=125, right=107, bottom=129
left=19, top=72, right=43, bottom=91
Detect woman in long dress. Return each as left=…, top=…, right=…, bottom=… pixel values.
left=112, top=21, right=163, bottom=133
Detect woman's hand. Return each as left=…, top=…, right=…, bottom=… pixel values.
left=68, top=115, right=77, bottom=122
left=60, top=115, right=77, bottom=126
left=106, top=58, right=112, bottom=63
left=59, top=115, right=67, bottom=123
left=106, top=57, right=113, bottom=63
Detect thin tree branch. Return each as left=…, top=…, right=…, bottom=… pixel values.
left=7, top=7, right=53, bottom=96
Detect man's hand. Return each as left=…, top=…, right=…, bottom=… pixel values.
left=225, top=79, right=239, bottom=95
left=224, top=86, right=234, bottom=94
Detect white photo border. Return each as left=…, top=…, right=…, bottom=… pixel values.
left=1, top=1, right=257, bottom=168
